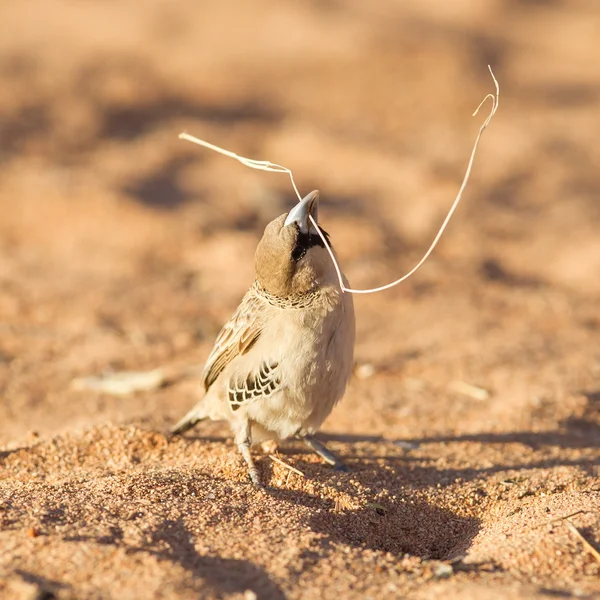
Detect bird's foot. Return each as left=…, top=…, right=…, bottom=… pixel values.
left=302, top=433, right=349, bottom=472
left=248, top=466, right=263, bottom=487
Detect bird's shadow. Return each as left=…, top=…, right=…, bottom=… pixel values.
left=255, top=449, right=482, bottom=561
left=267, top=484, right=480, bottom=560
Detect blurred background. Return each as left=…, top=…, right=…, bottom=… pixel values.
left=1, top=0, right=599, bottom=443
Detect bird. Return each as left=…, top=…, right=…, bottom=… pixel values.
left=171, top=190, right=356, bottom=485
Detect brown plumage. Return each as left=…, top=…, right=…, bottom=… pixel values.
left=171, top=190, right=355, bottom=485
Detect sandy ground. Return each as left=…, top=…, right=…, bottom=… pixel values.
left=1, top=0, right=600, bottom=598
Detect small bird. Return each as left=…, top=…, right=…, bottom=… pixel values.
left=172, top=190, right=355, bottom=485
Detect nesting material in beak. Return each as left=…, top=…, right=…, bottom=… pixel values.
left=284, top=190, right=320, bottom=235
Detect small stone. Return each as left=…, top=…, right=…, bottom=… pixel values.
left=434, top=563, right=453, bottom=579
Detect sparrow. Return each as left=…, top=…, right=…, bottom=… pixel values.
left=171, top=190, right=355, bottom=485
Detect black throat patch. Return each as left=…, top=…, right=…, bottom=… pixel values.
left=296, top=227, right=331, bottom=251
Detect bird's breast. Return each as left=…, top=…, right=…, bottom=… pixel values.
left=246, top=289, right=355, bottom=439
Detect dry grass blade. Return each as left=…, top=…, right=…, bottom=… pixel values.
left=533, top=509, right=589, bottom=529
left=178, top=132, right=302, bottom=199
left=179, top=66, right=500, bottom=296
left=269, top=454, right=305, bottom=478
left=70, top=365, right=202, bottom=396
left=565, top=519, right=600, bottom=565
left=340, top=65, right=500, bottom=294
left=70, top=369, right=166, bottom=395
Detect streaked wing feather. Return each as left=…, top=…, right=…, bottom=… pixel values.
left=228, top=360, right=281, bottom=411
left=202, top=291, right=266, bottom=390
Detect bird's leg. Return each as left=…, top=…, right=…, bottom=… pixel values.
left=235, top=421, right=262, bottom=486
left=302, top=433, right=349, bottom=472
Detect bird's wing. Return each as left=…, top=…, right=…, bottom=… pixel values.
left=202, top=290, right=268, bottom=391
left=227, top=358, right=281, bottom=411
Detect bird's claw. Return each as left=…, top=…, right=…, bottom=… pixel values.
left=248, top=468, right=263, bottom=487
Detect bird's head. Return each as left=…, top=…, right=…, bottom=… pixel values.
left=254, top=190, right=336, bottom=298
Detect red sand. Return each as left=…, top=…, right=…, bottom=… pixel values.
left=1, top=1, right=599, bottom=598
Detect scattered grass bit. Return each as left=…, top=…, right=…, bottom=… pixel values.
left=448, top=380, right=490, bottom=401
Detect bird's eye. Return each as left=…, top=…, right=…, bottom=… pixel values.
left=291, top=245, right=306, bottom=262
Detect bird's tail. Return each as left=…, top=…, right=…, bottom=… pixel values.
left=171, top=404, right=207, bottom=436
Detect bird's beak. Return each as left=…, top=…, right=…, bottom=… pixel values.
left=284, top=190, right=320, bottom=234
